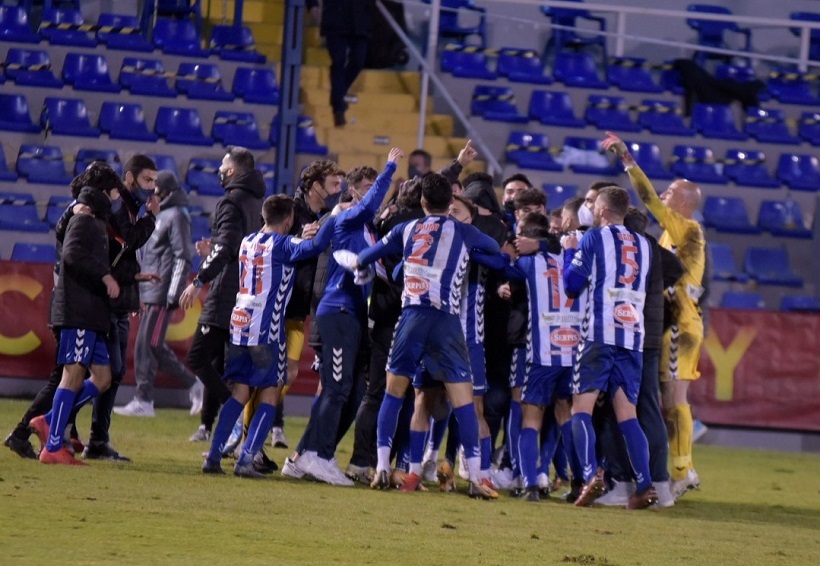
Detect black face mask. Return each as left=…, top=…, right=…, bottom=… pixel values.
left=134, top=188, right=154, bottom=204
left=503, top=200, right=516, bottom=214
left=408, top=165, right=422, bottom=179
left=218, top=170, right=229, bottom=188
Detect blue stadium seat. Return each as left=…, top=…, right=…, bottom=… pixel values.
left=39, top=8, right=96, bottom=47
left=0, top=93, right=39, bottom=133
left=471, top=85, right=527, bottom=123
left=0, top=192, right=49, bottom=232
left=744, top=107, right=800, bottom=145
left=715, top=63, right=757, bottom=82
left=744, top=247, right=803, bottom=287
left=776, top=153, right=820, bottom=191
left=626, top=141, right=674, bottom=180
left=148, top=154, right=180, bottom=180
left=155, top=107, right=213, bottom=146
left=270, top=116, right=328, bottom=155
left=719, top=291, right=764, bottom=310
left=797, top=111, right=820, bottom=145
left=723, top=149, right=780, bottom=188
left=10, top=242, right=56, bottom=263
left=186, top=158, right=223, bottom=196
left=584, top=94, right=641, bottom=132
left=257, top=162, right=277, bottom=197
left=0, top=6, right=39, bottom=43
left=210, top=24, right=266, bottom=63
left=638, top=99, right=695, bottom=136
left=46, top=195, right=73, bottom=227
left=671, top=145, right=728, bottom=184
left=505, top=132, right=562, bottom=172
left=708, top=242, right=748, bottom=282
left=16, top=145, right=72, bottom=185
left=789, top=12, right=820, bottom=62
left=440, top=46, right=496, bottom=80
left=528, top=90, right=584, bottom=128
left=561, top=137, right=619, bottom=175
left=702, top=196, right=760, bottom=234
left=176, top=62, right=234, bottom=101
left=41, top=97, right=100, bottom=137
left=97, top=13, right=152, bottom=52
left=99, top=101, right=158, bottom=142
left=691, top=103, right=747, bottom=140
left=74, top=149, right=122, bottom=177
left=686, top=4, right=752, bottom=66
left=542, top=183, right=577, bottom=210
left=659, top=62, right=684, bottom=94
left=780, top=295, right=820, bottom=313
left=553, top=52, right=608, bottom=89
left=757, top=199, right=812, bottom=238
left=541, top=0, right=607, bottom=62
left=497, top=49, right=551, bottom=84
left=607, top=57, right=663, bottom=93
left=119, top=57, right=176, bottom=97
left=232, top=67, right=279, bottom=105
left=4, top=48, right=63, bottom=88
left=766, top=72, right=820, bottom=105
left=0, top=145, right=17, bottom=182
left=212, top=111, right=270, bottom=150
left=153, top=17, right=209, bottom=57
left=426, top=0, right=486, bottom=48
left=62, top=52, right=121, bottom=93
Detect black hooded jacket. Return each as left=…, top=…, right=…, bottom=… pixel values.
left=196, top=169, right=265, bottom=328
left=285, top=188, right=327, bottom=321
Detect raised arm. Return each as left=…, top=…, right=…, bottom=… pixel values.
left=285, top=215, right=336, bottom=263
left=338, top=148, right=403, bottom=228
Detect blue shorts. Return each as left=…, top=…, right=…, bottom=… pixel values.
left=57, top=328, right=109, bottom=367
left=572, top=342, right=642, bottom=405
left=389, top=306, right=471, bottom=386
left=223, top=340, right=288, bottom=389
left=509, top=346, right=527, bottom=389
left=469, top=342, right=487, bottom=395
left=522, top=365, right=572, bottom=406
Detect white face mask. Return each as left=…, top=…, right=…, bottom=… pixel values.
left=578, top=204, right=595, bottom=227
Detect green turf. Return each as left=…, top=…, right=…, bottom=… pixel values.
left=1, top=398, right=818, bottom=565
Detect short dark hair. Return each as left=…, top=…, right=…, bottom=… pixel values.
left=513, top=187, right=547, bottom=210
left=421, top=173, right=452, bottom=212
left=598, top=186, right=630, bottom=219
left=70, top=161, right=125, bottom=199
left=225, top=146, right=255, bottom=174
left=563, top=196, right=585, bottom=217
left=589, top=180, right=619, bottom=192
left=398, top=177, right=422, bottom=212
left=347, top=166, right=377, bottom=189
left=123, top=154, right=157, bottom=183
left=409, top=149, right=432, bottom=167
left=452, top=194, right=477, bottom=219
left=502, top=173, right=532, bottom=188
left=624, top=206, right=649, bottom=234
left=262, top=194, right=295, bottom=226
left=549, top=208, right=562, bottom=220
left=518, top=212, right=550, bottom=239
left=462, top=171, right=493, bottom=189
left=300, top=159, right=345, bottom=193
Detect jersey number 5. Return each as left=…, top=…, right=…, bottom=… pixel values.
left=619, top=244, right=638, bottom=285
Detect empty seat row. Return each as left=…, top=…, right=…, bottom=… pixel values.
left=719, top=291, right=820, bottom=312
left=2, top=49, right=279, bottom=105
left=703, top=198, right=812, bottom=238
left=0, top=6, right=265, bottom=62
left=709, top=244, right=804, bottom=287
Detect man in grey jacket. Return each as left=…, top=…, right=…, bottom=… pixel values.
left=114, top=171, right=202, bottom=417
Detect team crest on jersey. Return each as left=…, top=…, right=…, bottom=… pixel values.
left=550, top=328, right=580, bottom=348
left=613, top=303, right=640, bottom=325
left=405, top=276, right=429, bottom=296
left=231, top=308, right=252, bottom=328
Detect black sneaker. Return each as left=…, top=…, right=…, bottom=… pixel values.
left=370, top=469, right=390, bottom=490
left=4, top=432, right=37, bottom=459
left=563, top=478, right=584, bottom=504
left=509, top=487, right=525, bottom=498
left=252, top=449, right=278, bottom=474
left=333, top=111, right=346, bottom=127
left=82, top=442, right=132, bottom=462
left=202, top=458, right=225, bottom=475
left=234, top=462, right=267, bottom=479
left=519, top=486, right=540, bottom=502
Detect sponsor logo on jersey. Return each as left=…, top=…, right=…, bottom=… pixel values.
left=613, top=303, right=640, bottom=325
left=405, top=276, right=429, bottom=296
left=550, top=328, right=581, bottom=348
left=231, top=309, right=251, bottom=328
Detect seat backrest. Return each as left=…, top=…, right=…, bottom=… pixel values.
left=703, top=196, right=750, bottom=225
left=745, top=247, right=791, bottom=273
left=686, top=4, right=737, bottom=36
left=707, top=242, right=737, bottom=273
left=148, top=154, right=180, bottom=177
left=153, top=17, right=199, bottom=47
left=4, top=48, right=51, bottom=75
left=529, top=90, right=573, bottom=116
left=778, top=153, right=820, bottom=179
left=693, top=103, right=736, bottom=129
left=626, top=141, right=664, bottom=166
left=554, top=52, right=598, bottom=80
left=780, top=295, right=820, bottom=312
left=563, top=136, right=599, bottom=151
left=542, top=183, right=578, bottom=208
left=43, top=97, right=91, bottom=125
left=63, top=52, right=111, bottom=83
left=97, top=13, right=140, bottom=41
left=0, top=93, right=33, bottom=123
left=720, top=291, right=764, bottom=309
left=508, top=131, right=550, bottom=150
left=210, top=24, right=255, bottom=49
left=213, top=111, right=259, bottom=134
left=232, top=67, right=276, bottom=95
left=758, top=199, right=804, bottom=230
left=156, top=107, right=204, bottom=136
left=10, top=243, right=56, bottom=264
left=673, top=144, right=714, bottom=161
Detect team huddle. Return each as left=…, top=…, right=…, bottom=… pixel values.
left=5, top=131, right=706, bottom=510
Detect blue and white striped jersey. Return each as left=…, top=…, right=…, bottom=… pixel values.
left=230, top=219, right=334, bottom=347
left=564, top=225, right=652, bottom=352
left=358, top=215, right=501, bottom=316
left=459, top=264, right=487, bottom=345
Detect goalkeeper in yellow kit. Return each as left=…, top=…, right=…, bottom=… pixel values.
left=602, top=132, right=705, bottom=500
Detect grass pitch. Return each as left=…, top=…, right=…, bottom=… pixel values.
left=0, top=398, right=818, bottom=565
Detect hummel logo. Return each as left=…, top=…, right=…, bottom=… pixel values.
left=201, top=325, right=210, bottom=335
left=48, top=434, right=62, bottom=447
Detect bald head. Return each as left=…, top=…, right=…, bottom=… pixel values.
left=662, top=180, right=701, bottom=218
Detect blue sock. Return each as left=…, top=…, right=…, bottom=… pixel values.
left=452, top=404, right=479, bottom=460
left=72, top=379, right=101, bottom=414
left=572, top=413, right=597, bottom=483
left=561, top=420, right=583, bottom=482
left=619, top=418, right=652, bottom=492
left=45, top=388, right=76, bottom=452
left=518, top=427, right=539, bottom=489
left=208, top=397, right=244, bottom=463
left=507, top=400, right=522, bottom=477
left=444, top=413, right=459, bottom=465
left=409, top=430, right=426, bottom=474
left=238, top=403, right=274, bottom=466
left=429, top=411, right=449, bottom=452
left=552, top=436, right=569, bottom=481
left=539, top=422, right=559, bottom=476
left=480, top=435, right=492, bottom=472
left=376, top=393, right=403, bottom=471
left=392, top=394, right=414, bottom=471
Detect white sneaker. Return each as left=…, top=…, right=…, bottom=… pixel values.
left=189, top=425, right=210, bottom=442
left=295, top=450, right=319, bottom=480
left=221, top=417, right=243, bottom=458
left=281, top=455, right=307, bottom=479
left=536, top=472, right=551, bottom=492
left=596, top=480, right=636, bottom=506
left=306, top=456, right=354, bottom=486
left=457, top=447, right=469, bottom=480
left=113, top=398, right=155, bottom=417
left=491, top=467, right=515, bottom=490
left=270, top=426, right=288, bottom=448
left=654, top=481, right=676, bottom=508
left=188, top=379, right=204, bottom=416
left=421, top=459, right=438, bottom=483
left=671, top=469, right=701, bottom=500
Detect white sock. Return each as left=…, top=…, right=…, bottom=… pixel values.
left=376, top=446, right=391, bottom=473
left=423, top=448, right=439, bottom=464
left=467, top=456, right=481, bottom=483
left=409, top=462, right=422, bottom=476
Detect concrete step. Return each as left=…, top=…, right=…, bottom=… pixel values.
left=320, top=128, right=459, bottom=159
left=306, top=104, right=453, bottom=137
left=303, top=89, right=422, bottom=113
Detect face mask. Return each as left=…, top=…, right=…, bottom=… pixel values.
left=578, top=204, right=595, bottom=227
left=218, top=170, right=229, bottom=188
left=324, top=191, right=342, bottom=209
left=110, top=197, right=122, bottom=213
left=503, top=200, right=516, bottom=214
left=135, top=188, right=155, bottom=203
left=408, top=166, right=421, bottom=179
